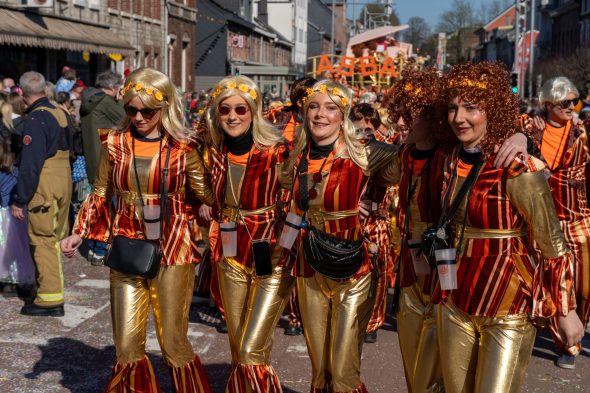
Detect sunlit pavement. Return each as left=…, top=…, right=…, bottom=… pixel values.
left=0, top=255, right=588, bottom=393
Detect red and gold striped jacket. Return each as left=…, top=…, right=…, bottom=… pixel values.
left=207, top=140, right=291, bottom=270
left=534, top=120, right=590, bottom=222
left=434, top=146, right=576, bottom=318
left=396, top=146, right=446, bottom=294
left=363, top=130, right=398, bottom=275
left=292, top=137, right=399, bottom=278
left=73, top=128, right=215, bottom=266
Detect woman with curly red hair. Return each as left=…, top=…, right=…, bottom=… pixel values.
left=384, top=67, right=449, bottom=393
left=435, top=62, right=584, bottom=392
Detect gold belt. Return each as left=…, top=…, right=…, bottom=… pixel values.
left=458, top=225, right=526, bottom=239
left=307, top=208, right=359, bottom=225
left=116, top=188, right=185, bottom=203
left=222, top=205, right=276, bottom=222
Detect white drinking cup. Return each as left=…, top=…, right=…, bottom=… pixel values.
left=435, top=248, right=458, bottom=290
left=143, top=205, right=161, bottom=240
left=279, top=213, right=302, bottom=249
left=220, top=222, right=238, bottom=257
left=408, top=239, right=430, bottom=276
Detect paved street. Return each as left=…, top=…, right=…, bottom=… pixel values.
left=0, top=255, right=589, bottom=393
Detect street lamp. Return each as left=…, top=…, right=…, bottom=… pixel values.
left=330, top=0, right=335, bottom=55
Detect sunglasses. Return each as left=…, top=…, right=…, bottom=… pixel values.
left=557, top=98, right=580, bottom=108
left=124, top=105, right=158, bottom=119
left=355, top=127, right=375, bottom=135
left=218, top=105, right=249, bottom=116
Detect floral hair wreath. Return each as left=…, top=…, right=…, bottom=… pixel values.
left=121, top=82, right=166, bottom=102
left=448, top=78, right=488, bottom=90
left=211, top=82, right=258, bottom=101
left=403, top=82, right=425, bottom=98
left=303, top=84, right=349, bottom=107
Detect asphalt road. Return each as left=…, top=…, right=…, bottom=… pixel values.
left=0, top=255, right=588, bottom=393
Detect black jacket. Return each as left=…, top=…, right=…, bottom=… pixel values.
left=13, top=97, right=71, bottom=207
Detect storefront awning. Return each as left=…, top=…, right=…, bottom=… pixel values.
left=0, top=8, right=135, bottom=57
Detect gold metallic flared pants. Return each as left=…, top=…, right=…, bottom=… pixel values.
left=297, top=272, right=375, bottom=393
left=110, top=264, right=197, bottom=367
left=437, top=300, right=536, bottom=393
left=397, top=283, right=443, bottom=393
left=217, top=258, right=295, bottom=364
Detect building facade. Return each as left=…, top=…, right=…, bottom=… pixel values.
left=195, top=0, right=296, bottom=98
left=307, top=0, right=332, bottom=68
left=267, top=0, right=307, bottom=76
left=0, top=0, right=134, bottom=84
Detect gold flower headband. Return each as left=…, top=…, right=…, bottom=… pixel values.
left=211, top=82, right=258, bottom=101
left=403, top=83, right=424, bottom=97
left=448, top=79, right=488, bottom=90
left=121, top=82, right=166, bottom=101
left=303, top=85, right=349, bottom=107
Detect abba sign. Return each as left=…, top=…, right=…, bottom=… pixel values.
left=312, top=54, right=398, bottom=78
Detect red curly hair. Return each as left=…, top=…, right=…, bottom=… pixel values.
left=441, top=62, right=519, bottom=158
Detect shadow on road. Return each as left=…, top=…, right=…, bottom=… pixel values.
left=25, top=337, right=115, bottom=392
left=24, top=337, right=241, bottom=393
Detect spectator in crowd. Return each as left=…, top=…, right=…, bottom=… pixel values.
left=0, top=93, right=35, bottom=297
left=11, top=71, right=72, bottom=317
left=3, top=78, right=15, bottom=93
left=55, top=66, right=77, bottom=94
left=69, top=80, right=86, bottom=125
left=79, top=71, right=124, bottom=265
left=8, top=93, right=26, bottom=118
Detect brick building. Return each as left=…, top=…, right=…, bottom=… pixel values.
left=0, top=1, right=134, bottom=84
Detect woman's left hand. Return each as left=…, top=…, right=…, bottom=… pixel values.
left=493, top=132, right=528, bottom=168
left=198, top=204, right=213, bottom=222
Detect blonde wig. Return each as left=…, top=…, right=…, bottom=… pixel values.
left=0, top=94, right=13, bottom=130
left=119, top=68, right=190, bottom=142
left=206, top=76, right=283, bottom=149
left=538, top=76, right=579, bottom=105
left=292, top=79, right=369, bottom=172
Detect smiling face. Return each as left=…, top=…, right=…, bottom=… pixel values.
left=547, top=91, right=579, bottom=125
left=218, top=95, right=252, bottom=138
left=126, top=96, right=162, bottom=137
left=307, top=93, right=343, bottom=146
left=395, top=117, right=410, bottom=143
left=447, top=97, right=487, bottom=149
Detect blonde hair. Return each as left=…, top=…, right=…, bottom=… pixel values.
left=206, top=76, right=283, bottom=149
left=0, top=95, right=13, bottom=130
left=292, top=80, right=368, bottom=172
left=119, top=68, right=190, bottom=142
left=538, top=76, right=579, bottom=105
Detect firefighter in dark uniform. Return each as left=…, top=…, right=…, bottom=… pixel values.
left=11, top=71, right=72, bottom=317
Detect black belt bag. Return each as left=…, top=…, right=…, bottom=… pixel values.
left=303, top=226, right=365, bottom=279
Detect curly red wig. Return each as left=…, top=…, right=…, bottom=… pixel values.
left=441, top=62, right=519, bottom=158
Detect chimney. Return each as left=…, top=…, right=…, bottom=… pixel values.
left=258, top=0, right=268, bottom=25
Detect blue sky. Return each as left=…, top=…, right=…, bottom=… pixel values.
left=347, top=0, right=493, bottom=30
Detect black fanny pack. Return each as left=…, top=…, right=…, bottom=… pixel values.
left=303, top=226, right=365, bottom=279
left=297, top=144, right=365, bottom=279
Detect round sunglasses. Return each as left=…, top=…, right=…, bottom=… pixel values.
left=218, top=105, right=250, bottom=116
left=557, top=98, right=580, bottom=108
left=124, top=105, right=158, bottom=119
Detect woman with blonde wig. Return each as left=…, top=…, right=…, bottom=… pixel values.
left=61, top=68, right=215, bottom=392
left=203, top=75, right=294, bottom=392
left=288, top=80, right=398, bottom=393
